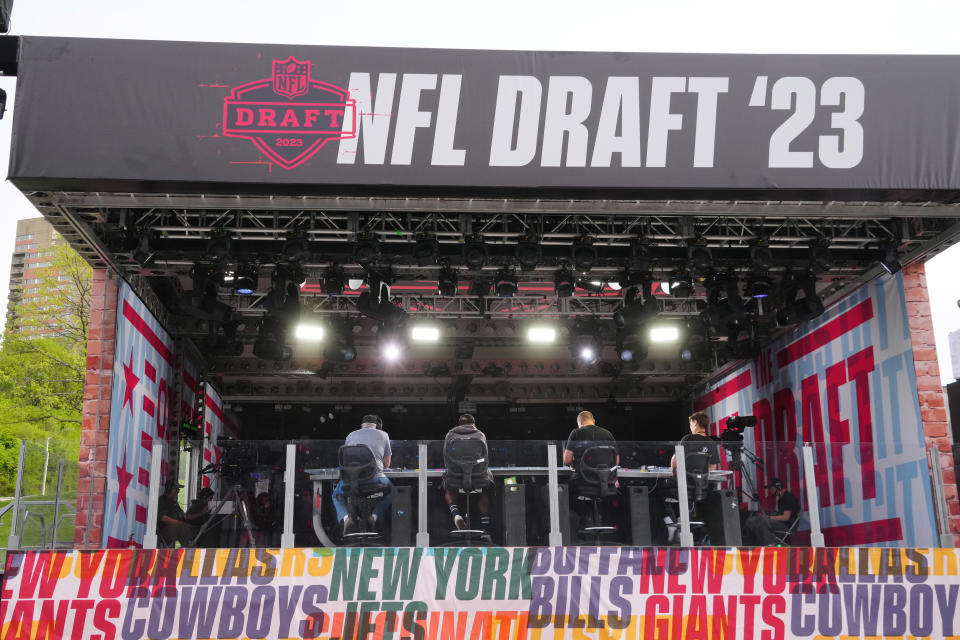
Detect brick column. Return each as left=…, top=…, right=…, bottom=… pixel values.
left=75, top=269, right=118, bottom=548
left=904, top=263, right=960, bottom=546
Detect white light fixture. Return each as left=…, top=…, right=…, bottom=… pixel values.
left=608, top=281, right=622, bottom=291
left=649, top=325, right=680, bottom=343
left=294, top=323, right=325, bottom=341
left=347, top=278, right=365, bottom=291
left=410, top=325, right=440, bottom=342
left=383, top=343, right=402, bottom=361
left=527, top=325, right=557, bottom=344
left=660, top=281, right=672, bottom=294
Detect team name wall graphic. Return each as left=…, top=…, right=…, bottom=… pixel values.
left=697, top=273, right=936, bottom=547
left=103, top=282, right=176, bottom=549
left=3, top=547, right=960, bottom=640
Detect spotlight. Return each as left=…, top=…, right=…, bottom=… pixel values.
left=631, top=237, right=654, bottom=271
left=322, top=266, right=345, bottom=295
left=323, top=318, right=357, bottom=362
left=470, top=278, right=492, bottom=297
left=669, top=269, right=693, bottom=298
left=775, top=271, right=824, bottom=326
left=649, top=325, right=680, bottom=343
left=413, top=233, right=439, bottom=266
left=294, top=322, right=325, bottom=342
left=687, top=240, right=712, bottom=272
left=347, top=277, right=365, bottom=291
left=274, top=263, right=307, bottom=288
left=570, top=320, right=602, bottom=365
left=356, top=275, right=405, bottom=323
left=749, top=243, right=774, bottom=270
left=527, top=324, right=557, bottom=344
left=438, top=265, right=458, bottom=297
left=410, top=323, right=441, bottom=342
left=613, top=280, right=657, bottom=330
left=233, top=263, right=259, bottom=295
left=745, top=272, right=772, bottom=299
left=616, top=328, right=648, bottom=363
left=495, top=270, right=519, bottom=297
left=576, top=279, right=606, bottom=294
left=354, top=231, right=380, bottom=267
left=378, top=325, right=405, bottom=361
left=281, top=232, right=309, bottom=263
left=572, top=236, right=597, bottom=272
left=700, top=271, right=745, bottom=330
left=253, top=315, right=292, bottom=361
left=554, top=267, right=575, bottom=297
left=204, top=229, right=232, bottom=264
left=462, top=234, right=487, bottom=270
left=810, top=240, right=835, bottom=272
left=879, top=240, right=901, bottom=274
left=516, top=234, right=541, bottom=271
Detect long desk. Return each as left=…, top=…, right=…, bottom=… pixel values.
left=306, top=465, right=732, bottom=547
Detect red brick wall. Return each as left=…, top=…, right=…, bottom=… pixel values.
left=904, top=263, right=960, bottom=546
left=75, top=269, right=118, bottom=548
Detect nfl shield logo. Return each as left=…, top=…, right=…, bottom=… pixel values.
left=272, top=56, right=310, bottom=99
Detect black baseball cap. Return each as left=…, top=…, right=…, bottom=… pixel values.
left=457, top=413, right=476, bottom=426
left=766, top=478, right=785, bottom=489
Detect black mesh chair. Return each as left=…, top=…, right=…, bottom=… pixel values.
left=572, top=446, right=619, bottom=544
left=443, top=437, right=493, bottom=544
left=337, top=445, right=387, bottom=546
left=664, top=452, right=712, bottom=544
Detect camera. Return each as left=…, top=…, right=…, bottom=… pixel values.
left=720, top=415, right=757, bottom=445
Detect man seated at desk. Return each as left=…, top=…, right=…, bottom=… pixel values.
left=443, top=414, right=495, bottom=531
left=563, top=411, right=618, bottom=529
left=332, top=414, right=393, bottom=534
left=671, top=411, right=721, bottom=472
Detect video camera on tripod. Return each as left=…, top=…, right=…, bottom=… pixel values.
left=719, top=415, right=758, bottom=449
left=719, top=415, right=762, bottom=503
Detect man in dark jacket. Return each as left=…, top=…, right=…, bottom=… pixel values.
left=443, top=414, right=494, bottom=531
left=745, top=478, right=802, bottom=545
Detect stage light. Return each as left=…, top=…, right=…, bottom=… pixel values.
left=631, top=237, right=654, bottom=271
left=233, top=263, right=259, bottom=295
left=745, top=272, right=772, bottom=299
left=354, top=231, right=380, bottom=267
left=282, top=232, right=309, bottom=263
left=383, top=343, right=402, bottom=361
left=700, top=270, right=745, bottom=331
left=322, top=266, right=345, bottom=295
left=438, top=265, right=458, bottom=297
left=572, top=236, right=597, bottom=272
left=413, top=233, right=439, bottom=266
left=616, top=329, right=647, bottom=363
left=274, top=263, right=307, bottom=287
left=516, top=234, right=541, bottom=271
left=879, top=240, right=901, bottom=274
left=378, top=325, right=406, bottom=361
left=410, top=324, right=441, bottom=342
left=294, top=322, right=325, bottom=342
left=608, top=281, right=623, bottom=291
left=462, top=234, right=487, bottom=270
left=774, top=271, right=824, bottom=326
left=576, top=279, right=605, bottom=293
left=810, top=240, right=835, bottom=272
left=570, top=320, right=602, bottom=365
left=348, top=278, right=365, bottom=291
left=253, top=315, right=292, bottom=361
left=554, top=267, right=575, bottom=297
left=649, top=325, right=680, bottom=343
left=669, top=270, right=693, bottom=298
left=470, top=278, right=492, bottom=297
left=687, top=240, right=712, bottom=272
left=323, top=318, right=357, bottom=362
left=495, top=270, right=519, bottom=297
left=133, top=232, right=156, bottom=265
left=204, top=229, right=232, bottom=264
left=527, top=325, right=557, bottom=344
left=356, top=274, right=405, bottom=323
left=749, top=243, right=774, bottom=270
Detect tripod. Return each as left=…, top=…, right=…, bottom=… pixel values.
left=724, top=442, right=764, bottom=507
left=190, top=484, right=257, bottom=548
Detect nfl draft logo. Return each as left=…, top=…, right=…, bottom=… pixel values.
left=222, top=56, right=356, bottom=169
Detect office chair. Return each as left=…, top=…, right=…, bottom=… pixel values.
left=572, top=446, right=619, bottom=545
left=337, top=445, right=387, bottom=546
left=442, top=437, right=493, bottom=545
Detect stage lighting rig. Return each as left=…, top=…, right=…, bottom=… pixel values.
left=377, top=324, right=406, bottom=362
left=576, top=278, right=606, bottom=294
left=809, top=239, right=835, bottom=273
left=437, top=262, right=459, bottom=297
left=253, top=315, right=292, bottom=361
left=700, top=270, right=746, bottom=331
left=572, top=236, right=597, bottom=272
left=462, top=234, right=488, bottom=270
left=357, top=271, right=405, bottom=324
left=554, top=267, right=576, bottom=298
left=774, top=271, right=824, bottom=326
left=413, top=232, right=440, bottom=266
left=879, top=238, right=902, bottom=274
left=570, top=320, right=602, bottom=365
left=495, top=269, right=519, bottom=297
left=322, top=265, right=345, bottom=295
left=687, top=239, right=713, bottom=272
left=616, top=328, right=648, bottom=363
left=669, top=269, right=693, bottom=298
left=281, top=231, right=310, bottom=263
left=233, top=263, right=259, bottom=295
left=204, top=228, right=232, bottom=265
left=516, top=234, right=541, bottom=271
left=354, top=231, right=380, bottom=267
left=323, top=318, right=357, bottom=362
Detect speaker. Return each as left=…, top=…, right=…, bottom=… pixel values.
left=391, top=485, right=413, bottom=546
left=628, top=486, right=654, bottom=546
left=704, top=489, right=742, bottom=546
left=502, top=484, right=527, bottom=546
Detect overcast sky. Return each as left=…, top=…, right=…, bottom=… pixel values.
left=1, top=0, right=960, bottom=379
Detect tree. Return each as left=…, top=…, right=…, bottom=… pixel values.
left=0, top=241, right=90, bottom=495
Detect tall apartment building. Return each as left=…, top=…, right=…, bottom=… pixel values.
left=7, top=217, right=61, bottom=333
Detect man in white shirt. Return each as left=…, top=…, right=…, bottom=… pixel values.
left=333, top=414, right=393, bottom=532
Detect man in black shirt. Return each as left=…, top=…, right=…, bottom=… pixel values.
left=671, top=411, right=721, bottom=472
left=157, top=480, right=207, bottom=547
left=745, top=478, right=802, bottom=545
left=563, top=411, right=617, bottom=471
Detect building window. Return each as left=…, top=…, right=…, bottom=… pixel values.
left=15, top=234, right=35, bottom=241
